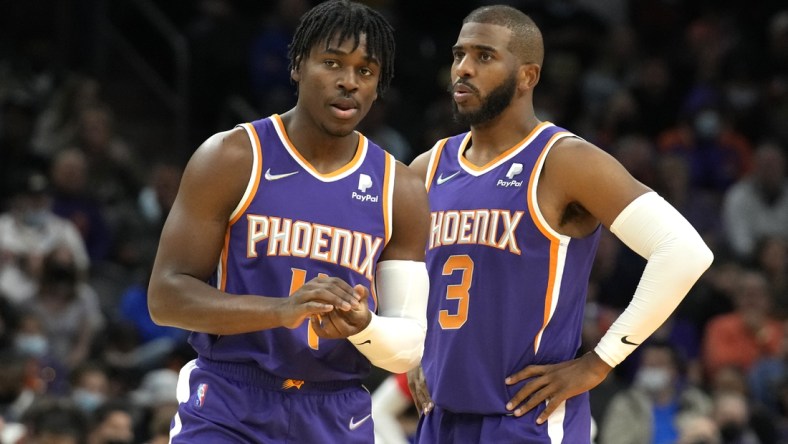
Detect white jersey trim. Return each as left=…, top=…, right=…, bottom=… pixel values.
left=233, top=123, right=262, bottom=221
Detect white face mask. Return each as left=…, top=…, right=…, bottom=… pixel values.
left=72, top=388, right=106, bottom=412
left=634, top=367, right=671, bottom=393
left=14, top=334, right=49, bottom=358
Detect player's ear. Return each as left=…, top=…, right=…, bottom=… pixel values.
left=291, top=57, right=302, bottom=82
left=518, top=63, right=540, bottom=91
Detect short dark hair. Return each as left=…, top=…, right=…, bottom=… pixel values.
left=463, top=5, right=543, bottom=66
left=288, top=0, right=395, bottom=95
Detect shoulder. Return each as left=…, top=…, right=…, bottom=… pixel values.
left=393, top=160, right=427, bottom=200
left=192, top=127, right=252, bottom=167
left=540, top=136, right=623, bottom=198
left=545, top=136, right=611, bottom=167
left=409, top=137, right=454, bottom=182
left=178, top=126, right=255, bottom=218
left=186, top=127, right=253, bottom=185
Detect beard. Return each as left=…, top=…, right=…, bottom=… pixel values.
left=451, top=72, right=517, bottom=127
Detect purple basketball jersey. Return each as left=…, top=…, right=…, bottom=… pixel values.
left=188, top=114, right=395, bottom=382
left=420, top=123, right=600, bottom=440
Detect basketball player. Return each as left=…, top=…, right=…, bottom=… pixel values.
left=147, top=1, right=430, bottom=442
left=406, top=5, right=713, bottom=443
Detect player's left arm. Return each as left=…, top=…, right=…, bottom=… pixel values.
left=505, top=137, right=714, bottom=423
left=346, top=160, right=431, bottom=374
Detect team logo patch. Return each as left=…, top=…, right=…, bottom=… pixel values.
left=195, top=383, right=208, bottom=408
left=282, top=379, right=305, bottom=390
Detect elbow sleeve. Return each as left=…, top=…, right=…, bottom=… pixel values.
left=594, top=192, right=713, bottom=367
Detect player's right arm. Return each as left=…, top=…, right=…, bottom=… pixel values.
left=147, top=128, right=360, bottom=335
left=408, top=149, right=433, bottom=187
left=403, top=147, right=436, bottom=415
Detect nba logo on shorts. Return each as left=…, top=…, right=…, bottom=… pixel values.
left=195, top=383, right=208, bottom=408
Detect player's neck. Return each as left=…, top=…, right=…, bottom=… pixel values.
left=279, top=111, right=360, bottom=173
left=465, top=112, right=540, bottom=165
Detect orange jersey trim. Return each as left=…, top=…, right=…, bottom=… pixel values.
left=220, top=123, right=264, bottom=291
left=459, top=122, right=551, bottom=172
left=272, top=114, right=365, bottom=179
left=525, top=131, right=572, bottom=353
left=230, top=123, right=264, bottom=225
left=425, top=138, right=450, bottom=192
left=382, top=152, right=394, bottom=244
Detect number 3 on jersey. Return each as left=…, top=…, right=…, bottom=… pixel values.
left=439, top=255, right=474, bottom=329
left=289, top=268, right=324, bottom=349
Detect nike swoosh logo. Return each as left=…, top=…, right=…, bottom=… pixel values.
left=436, top=171, right=460, bottom=185
left=349, top=414, right=371, bottom=430
left=264, top=168, right=299, bottom=181
left=621, top=336, right=640, bottom=346
left=355, top=340, right=371, bottom=346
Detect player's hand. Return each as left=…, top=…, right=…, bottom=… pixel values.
left=280, top=276, right=361, bottom=329
left=407, top=365, right=434, bottom=416
left=310, top=285, right=371, bottom=339
left=504, top=352, right=611, bottom=424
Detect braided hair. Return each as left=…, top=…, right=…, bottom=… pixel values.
left=288, top=0, right=395, bottom=95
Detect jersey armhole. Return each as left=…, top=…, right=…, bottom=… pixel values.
left=229, top=123, right=263, bottom=224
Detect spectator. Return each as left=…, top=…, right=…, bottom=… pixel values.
left=30, top=75, right=103, bottom=158
left=751, top=235, right=788, bottom=318
left=24, top=246, right=104, bottom=375
left=600, top=341, right=712, bottom=444
left=86, top=399, right=135, bottom=444
left=73, top=103, right=145, bottom=207
left=712, top=391, right=762, bottom=444
left=748, top=320, right=788, bottom=412
left=676, top=414, right=722, bottom=444
left=0, top=170, right=89, bottom=303
left=703, top=270, right=784, bottom=382
left=0, top=349, right=39, bottom=424
left=49, top=147, right=112, bottom=263
left=722, top=141, right=788, bottom=261
left=21, top=398, right=88, bottom=444
left=69, top=362, right=110, bottom=414
left=657, top=88, right=753, bottom=195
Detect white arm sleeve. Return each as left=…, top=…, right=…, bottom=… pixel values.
left=594, top=192, right=713, bottom=367
left=348, top=260, right=429, bottom=374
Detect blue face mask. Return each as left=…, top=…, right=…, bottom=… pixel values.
left=14, top=334, right=49, bottom=358
left=72, top=388, right=106, bottom=412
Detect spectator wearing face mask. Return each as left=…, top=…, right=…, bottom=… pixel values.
left=69, top=362, right=111, bottom=414
left=600, top=340, right=713, bottom=444
left=712, top=391, right=763, bottom=444
left=23, top=247, right=104, bottom=383
left=657, top=89, right=753, bottom=195
left=0, top=170, right=89, bottom=303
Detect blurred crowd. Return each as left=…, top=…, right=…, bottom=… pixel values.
left=1, top=0, right=788, bottom=443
